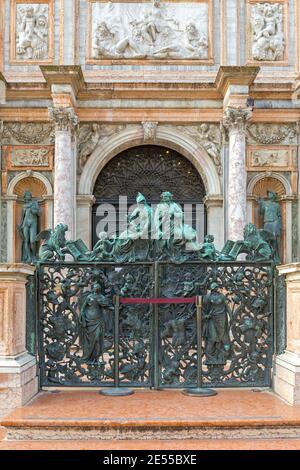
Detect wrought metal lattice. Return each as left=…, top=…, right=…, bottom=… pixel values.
left=38, top=261, right=274, bottom=389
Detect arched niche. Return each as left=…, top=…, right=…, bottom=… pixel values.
left=248, top=174, right=292, bottom=264
left=6, top=173, right=53, bottom=263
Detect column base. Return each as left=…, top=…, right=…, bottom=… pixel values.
left=0, top=352, right=38, bottom=419
left=273, top=351, right=300, bottom=406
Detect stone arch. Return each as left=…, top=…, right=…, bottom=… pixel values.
left=7, top=171, right=53, bottom=197
left=247, top=172, right=292, bottom=197
left=77, top=126, right=224, bottom=250
left=78, top=126, right=222, bottom=197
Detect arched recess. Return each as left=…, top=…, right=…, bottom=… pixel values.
left=247, top=173, right=293, bottom=264
left=92, top=144, right=207, bottom=246
left=77, top=126, right=223, bottom=249
left=6, top=172, right=53, bottom=263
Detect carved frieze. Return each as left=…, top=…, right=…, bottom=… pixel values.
left=88, top=0, right=211, bottom=62
left=176, top=124, right=223, bottom=175
left=247, top=146, right=297, bottom=171
left=10, top=0, right=54, bottom=63
left=248, top=1, right=286, bottom=62
left=0, top=122, right=54, bottom=145
left=78, top=123, right=125, bottom=173
left=247, top=123, right=297, bottom=145
left=2, top=145, right=53, bottom=171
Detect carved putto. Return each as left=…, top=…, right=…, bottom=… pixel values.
left=90, top=1, right=209, bottom=60
left=250, top=2, right=285, bottom=61
left=178, top=124, right=222, bottom=174
left=15, top=3, right=50, bottom=61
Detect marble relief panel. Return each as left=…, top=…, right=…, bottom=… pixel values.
left=87, top=0, right=212, bottom=62
left=2, top=145, right=54, bottom=171
left=247, top=146, right=297, bottom=172
left=247, top=0, right=288, bottom=63
left=10, top=0, right=54, bottom=63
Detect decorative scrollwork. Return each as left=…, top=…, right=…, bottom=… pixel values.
left=38, top=261, right=273, bottom=389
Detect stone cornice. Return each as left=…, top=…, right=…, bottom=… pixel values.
left=40, top=66, right=85, bottom=98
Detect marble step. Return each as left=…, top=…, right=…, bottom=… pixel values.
left=2, top=389, right=300, bottom=441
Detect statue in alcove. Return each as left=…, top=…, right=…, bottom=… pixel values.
left=257, top=190, right=282, bottom=263
left=17, top=191, right=40, bottom=263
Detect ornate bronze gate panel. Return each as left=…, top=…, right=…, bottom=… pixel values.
left=37, top=261, right=274, bottom=389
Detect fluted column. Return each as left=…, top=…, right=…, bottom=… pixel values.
left=223, top=107, right=252, bottom=241
left=49, top=107, right=78, bottom=239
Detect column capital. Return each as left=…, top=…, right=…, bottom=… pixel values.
left=48, top=106, right=79, bottom=132
left=223, top=107, right=252, bottom=133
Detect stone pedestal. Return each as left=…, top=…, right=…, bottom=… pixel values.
left=223, top=107, right=252, bottom=242
left=0, top=264, right=38, bottom=418
left=49, top=106, right=78, bottom=240
left=273, top=264, right=300, bottom=405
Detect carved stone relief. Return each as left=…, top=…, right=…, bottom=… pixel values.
left=1, top=122, right=54, bottom=145
left=89, top=1, right=210, bottom=60
left=78, top=124, right=125, bottom=173
left=247, top=124, right=297, bottom=145
left=247, top=146, right=297, bottom=171
left=176, top=124, right=223, bottom=174
left=250, top=2, right=285, bottom=61
left=142, top=122, right=158, bottom=142
left=3, top=145, right=53, bottom=171
left=14, top=2, right=51, bottom=61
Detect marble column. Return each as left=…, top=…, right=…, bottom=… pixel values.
left=274, top=264, right=300, bottom=405
left=49, top=107, right=78, bottom=240
left=223, top=107, right=252, bottom=241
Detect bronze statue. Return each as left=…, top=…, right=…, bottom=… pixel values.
left=257, top=191, right=282, bottom=262
left=17, top=191, right=40, bottom=263
left=79, top=283, right=110, bottom=365
left=202, top=282, right=232, bottom=365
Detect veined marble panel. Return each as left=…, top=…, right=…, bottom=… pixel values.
left=88, top=0, right=211, bottom=62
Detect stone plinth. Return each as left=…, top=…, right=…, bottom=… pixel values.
left=0, top=264, right=38, bottom=418
left=273, top=264, right=300, bottom=405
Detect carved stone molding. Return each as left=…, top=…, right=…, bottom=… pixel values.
left=247, top=123, right=297, bottom=145
left=176, top=124, right=222, bottom=174
left=48, top=107, right=79, bottom=133
left=0, top=122, right=54, bottom=145
left=223, top=107, right=252, bottom=133
left=142, top=122, right=158, bottom=142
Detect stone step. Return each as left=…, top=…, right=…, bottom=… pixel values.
left=1, top=439, right=300, bottom=450
left=2, top=389, right=300, bottom=441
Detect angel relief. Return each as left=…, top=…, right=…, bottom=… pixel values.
left=15, top=3, right=49, bottom=61
left=90, top=0, right=209, bottom=60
